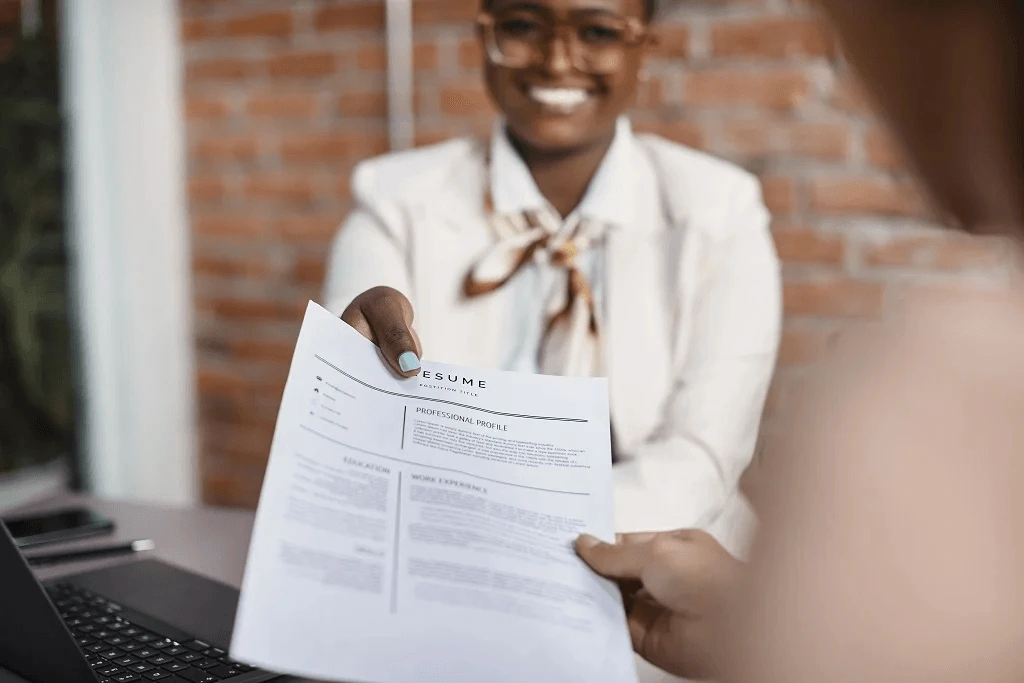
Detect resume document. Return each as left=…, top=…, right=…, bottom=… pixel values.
left=230, top=302, right=637, bottom=683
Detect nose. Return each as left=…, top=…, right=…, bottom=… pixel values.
left=542, top=32, right=574, bottom=76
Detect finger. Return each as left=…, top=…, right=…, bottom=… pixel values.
left=625, top=596, right=664, bottom=657
left=360, top=290, right=421, bottom=377
left=340, top=306, right=374, bottom=342
left=615, top=532, right=660, bottom=545
left=576, top=534, right=650, bottom=581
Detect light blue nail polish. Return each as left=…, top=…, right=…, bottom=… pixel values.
left=398, top=351, right=421, bottom=373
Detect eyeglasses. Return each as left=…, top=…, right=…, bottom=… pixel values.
left=477, top=8, right=652, bottom=75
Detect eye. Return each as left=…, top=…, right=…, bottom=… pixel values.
left=497, top=17, right=546, bottom=40
left=578, top=23, right=624, bottom=45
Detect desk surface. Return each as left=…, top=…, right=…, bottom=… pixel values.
left=7, top=493, right=679, bottom=683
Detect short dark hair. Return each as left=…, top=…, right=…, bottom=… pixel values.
left=481, top=0, right=659, bottom=22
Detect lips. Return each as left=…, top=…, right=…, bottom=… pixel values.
left=526, top=86, right=592, bottom=113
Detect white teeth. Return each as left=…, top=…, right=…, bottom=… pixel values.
left=529, top=87, right=590, bottom=111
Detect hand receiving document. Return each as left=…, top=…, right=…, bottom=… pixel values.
left=230, top=302, right=637, bottom=683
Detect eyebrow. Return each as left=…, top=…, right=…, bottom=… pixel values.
left=492, top=1, right=626, bottom=16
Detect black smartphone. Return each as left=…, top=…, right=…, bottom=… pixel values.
left=1, top=508, right=115, bottom=549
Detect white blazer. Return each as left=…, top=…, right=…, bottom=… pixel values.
left=323, top=131, right=781, bottom=558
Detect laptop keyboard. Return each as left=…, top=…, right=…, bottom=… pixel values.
left=46, top=582, right=260, bottom=683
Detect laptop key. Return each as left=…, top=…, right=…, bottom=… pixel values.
left=165, top=646, right=187, bottom=656
left=130, top=663, right=155, bottom=673
left=177, top=652, right=201, bottom=663
left=148, top=654, right=173, bottom=665
left=121, top=642, right=143, bottom=652
left=192, top=659, right=219, bottom=670
left=99, top=665, right=124, bottom=676
left=163, top=662, right=189, bottom=672
left=149, top=639, right=173, bottom=650
left=100, top=649, right=123, bottom=659
left=106, top=635, right=129, bottom=646
left=202, top=648, right=226, bottom=658
left=174, top=669, right=219, bottom=683
left=208, top=665, right=241, bottom=679
left=143, top=671, right=173, bottom=680
left=113, top=674, right=141, bottom=683
left=114, top=655, right=140, bottom=666
left=135, top=648, right=158, bottom=659
left=136, top=634, right=157, bottom=643
left=87, top=643, right=109, bottom=653
left=122, top=627, right=143, bottom=637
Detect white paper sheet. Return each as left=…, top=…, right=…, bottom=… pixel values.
left=230, top=302, right=637, bottom=683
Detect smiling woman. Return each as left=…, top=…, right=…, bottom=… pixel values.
left=324, top=0, right=783, bottom=573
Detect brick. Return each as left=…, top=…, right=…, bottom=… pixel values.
left=777, top=325, right=840, bottom=366
left=710, top=17, right=836, bottom=58
left=862, top=236, right=1004, bottom=270
left=243, top=173, right=317, bottom=203
left=199, top=296, right=308, bottom=322
left=811, top=177, right=925, bottom=217
left=247, top=92, right=319, bottom=118
left=188, top=176, right=226, bottom=202
left=634, top=121, right=705, bottom=149
left=458, top=39, right=483, bottom=68
left=315, top=3, right=385, bottom=31
left=193, top=253, right=272, bottom=278
left=413, top=0, right=480, bottom=25
left=192, top=215, right=263, bottom=237
left=784, top=278, right=886, bottom=318
left=759, top=175, right=797, bottom=214
left=229, top=338, right=297, bottom=362
left=186, top=58, right=262, bottom=82
left=202, top=472, right=262, bottom=508
left=773, top=226, right=844, bottom=264
left=355, top=43, right=439, bottom=71
left=267, top=51, right=337, bottom=78
left=192, top=135, right=260, bottom=162
left=185, top=95, right=231, bottom=120
left=272, top=216, right=344, bottom=242
left=203, top=423, right=276, bottom=462
left=181, top=17, right=217, bottom=42
left=865, top=127, right=909, bottom=171
left=439, top=83, right=493, bottom=115
left=338, top=90, right=388, bottom=117
left=280, top=132, right=387, bottom=162
left=788, top=122, right=850, bottom=161
left=292, top=257, right=328, bottom=285
left=653, top=24, right=691, bottom=59
left=685, top=68, right=812, bottom=111
left=224, top=11, right=292, bottom=38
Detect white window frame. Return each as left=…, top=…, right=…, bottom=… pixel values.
left=61, top=0, right=196, bottom=505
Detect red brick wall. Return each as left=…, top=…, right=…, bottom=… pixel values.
left=182, top=0, right=1012, bottom=507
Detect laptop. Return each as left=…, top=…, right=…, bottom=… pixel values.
left=0, top=522, right=279, bottom=683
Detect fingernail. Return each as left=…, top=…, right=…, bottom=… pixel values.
left=398, top=351, right=421, bottom=373
left=576, top=534, right=602, bottom=550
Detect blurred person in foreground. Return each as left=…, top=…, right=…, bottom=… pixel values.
left=324, top=0, right=782, bottom=553
left=577, top=0, right=1024, bottom=681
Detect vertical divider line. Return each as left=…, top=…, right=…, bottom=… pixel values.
left=401, top=405, right=407, bottom=449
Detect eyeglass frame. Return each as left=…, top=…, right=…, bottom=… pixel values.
left=476, top=9, right=655, bottom=75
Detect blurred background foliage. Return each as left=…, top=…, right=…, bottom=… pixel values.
left=0, top=22, right=75, bottom=474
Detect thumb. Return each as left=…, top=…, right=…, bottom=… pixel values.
left=360, top=289, right=421, bottom=377
left=576, top=534, right=649, bottom=581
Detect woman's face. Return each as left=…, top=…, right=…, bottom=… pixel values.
left=481, top=0, right=651, bottom=154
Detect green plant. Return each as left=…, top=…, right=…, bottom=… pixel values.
left=0, top=31, right=74, bottom=472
